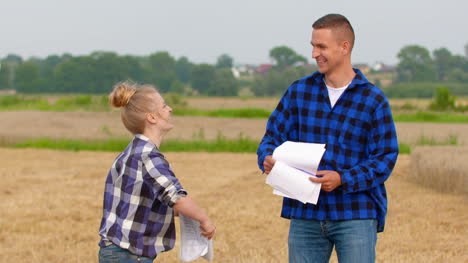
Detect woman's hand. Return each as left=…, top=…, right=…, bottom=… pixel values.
left=200, top=219, right=216, bottom=240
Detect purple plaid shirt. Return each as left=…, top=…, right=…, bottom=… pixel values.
left=98, top=134, right=187, bottom=258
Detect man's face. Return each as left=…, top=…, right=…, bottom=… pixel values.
left=311, top=28, right=345, bottom=75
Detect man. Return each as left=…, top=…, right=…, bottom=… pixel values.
left=257, top=14, right=398, bottom=263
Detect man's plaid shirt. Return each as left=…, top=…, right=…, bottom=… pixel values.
left=99, top=134, right=187, bottom=258
left=257, top=69, right=398, bottom=232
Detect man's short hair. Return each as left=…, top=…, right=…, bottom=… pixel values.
left=312, top=14, right=355, bottom=50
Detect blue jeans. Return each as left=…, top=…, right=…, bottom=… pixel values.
left=288, top=219, right=377, bottom=263
left=98, top=244, right=155, bottom=263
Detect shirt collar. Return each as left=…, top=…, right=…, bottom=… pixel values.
left=311, top=68, right=370, bottom=89
left=135, top=133, right=150, bottom=141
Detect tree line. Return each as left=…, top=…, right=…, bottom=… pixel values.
left=0, top=44, right=466, bottom=97
left=0, top=46, right=311, bottom=96
left=396, top=45, right=468, bottom=83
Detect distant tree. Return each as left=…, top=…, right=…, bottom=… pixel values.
left=252, top=66, right=310, bottom=96
left=2, top=54, right=23, bottom=64
left=0, top=62, right=15, bottom=90
left=15, top=61, right=42, bottom=93
left=465, top=43, right=468, bottom=58
left=0, top=54, right=22, bottom=90
left=215, top=54, right=234, bottom=69
left=269, top=46, right=307, bottom=69
left=396, top=45, right=436, bottom=82
left=191, top=64, right=215, bottom=95
left=175, top=56, right=192, bottom=83
left=169, top=79, right=186, bottom=94
left=148, top=51, right=177, bottom=92
left=448, top=68, right=468, bottom=83
left=90, top=51, right=140, bottom=93
left=53, top=56, right=94, bottom=93
left=433, top=48, right=452, bottom=81
left=209, top=68, right=238, bottom=96
left=148, top=51, right=175, bottom=72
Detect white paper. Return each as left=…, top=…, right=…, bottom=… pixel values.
left=272, top=141, right=326, bottom=173
left=266, top=141, right=326, bottom=204
left=179, top=214, right=213, bottom=262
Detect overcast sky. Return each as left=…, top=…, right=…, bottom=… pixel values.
left=1, top=0, right=467, bottom=65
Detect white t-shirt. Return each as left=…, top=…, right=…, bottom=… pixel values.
left=326, top=83, right=350, bottom=108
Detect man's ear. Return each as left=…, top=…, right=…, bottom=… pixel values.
left=146, top=112, right=158, bottom=124
left=342, top=40, right=351, bottom=55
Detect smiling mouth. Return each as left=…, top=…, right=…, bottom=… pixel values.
left=316, top=59, right=327, bottom=64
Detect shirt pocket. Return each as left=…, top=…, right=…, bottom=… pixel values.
left=338, top=117, right=369, bottom=152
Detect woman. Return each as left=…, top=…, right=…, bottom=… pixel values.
left=98, top=81, right=216, bottom=262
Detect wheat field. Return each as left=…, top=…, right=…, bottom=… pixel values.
left=0, top=148, right=466, bottom=263
left=2, top=111, right=468, bottom=146
left=410, top=146, right=468, bottom=195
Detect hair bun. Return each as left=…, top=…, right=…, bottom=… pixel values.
left=109, top=81, right=137, bottom=108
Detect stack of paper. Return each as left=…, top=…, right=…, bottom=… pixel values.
left=266, top=141, right=326, bottom=204
left=179, top=214, right=213, bottom=262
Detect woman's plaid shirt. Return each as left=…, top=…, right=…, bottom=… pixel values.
left=257, top=69, right=398, bottom=232
left=98, top=134, right=187, bottom=258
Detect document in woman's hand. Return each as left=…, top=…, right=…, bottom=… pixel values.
left=179, top=214, right=213, bottom=262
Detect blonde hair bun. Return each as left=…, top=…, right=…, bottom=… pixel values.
left=109, top=81, right=137, bottom=108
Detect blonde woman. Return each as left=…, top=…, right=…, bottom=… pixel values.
left=98, top=82, right=215, bottom=263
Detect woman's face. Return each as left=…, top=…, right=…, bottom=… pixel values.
left=151, top=92, right=174, bottom=131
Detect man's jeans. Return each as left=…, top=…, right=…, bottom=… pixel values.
left=98, top=244, right=155, bottom=263
left=288, top=219, right=377, bottom=263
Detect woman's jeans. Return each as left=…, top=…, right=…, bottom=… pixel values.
left=288, top=219, right=377, bottom=263
left=98, top=244, right=155, bottom=263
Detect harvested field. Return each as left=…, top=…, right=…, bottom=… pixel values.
left=0, top=149, right=466, bottom=263
left=3, top=111, right=468, bottom=146
left=410, top=146, right=468, bottom=195
left=185, top=97, right=278, bottom=111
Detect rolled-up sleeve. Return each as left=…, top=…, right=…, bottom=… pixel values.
left=142, top=153, right=187, bottom=207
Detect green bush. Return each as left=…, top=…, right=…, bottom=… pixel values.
left=0, top=95, right=23, bottom=106
left=74, top=95, right=92, bottom=105
left=428, top=87, right=456, bottom=111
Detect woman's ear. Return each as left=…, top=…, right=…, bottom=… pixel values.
left=146, top=112, right=158, bottom=124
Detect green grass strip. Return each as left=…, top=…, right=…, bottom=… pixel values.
left=12, top=137, right=260, bottom=153
left=393, top=112, right=468, bottom=123
left=12, top=137, right=412, bottom=155
left=173, top=108, right=271, bottom=119
left=399, top=143, right=411, bottom=154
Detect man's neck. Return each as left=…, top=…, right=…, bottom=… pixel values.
left=324, top=65, right=355, bottom=89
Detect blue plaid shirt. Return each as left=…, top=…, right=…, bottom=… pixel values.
left=99, top=134, right=187, bottom=258
left=257, top=69, right=398, bottom=232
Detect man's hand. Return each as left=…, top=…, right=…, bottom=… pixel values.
left=309, top=170, right=342, bottom=192
left=263, top=155, right=276, bottom=174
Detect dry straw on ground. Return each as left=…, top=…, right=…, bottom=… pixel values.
left=0, top=149, right=466, bottom=263
left=410, top=146, right=468, bottom=195
left=2, top=111, right=468, bottom=145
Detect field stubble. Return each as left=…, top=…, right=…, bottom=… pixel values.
left=410, top=146, right=468, bottom=195
left=2, top=111, right=468, bottom=146
left=0, top=149, right=466, bottom=263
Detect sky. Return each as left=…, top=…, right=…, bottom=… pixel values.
left=1, top=0, right=467, bottom=66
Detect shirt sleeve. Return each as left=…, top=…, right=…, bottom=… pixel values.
left=142, top=152, right=187, bottom=207
left=257, top=88, right=295, bottom=172
left=339, top=100, right=399, bottom=194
